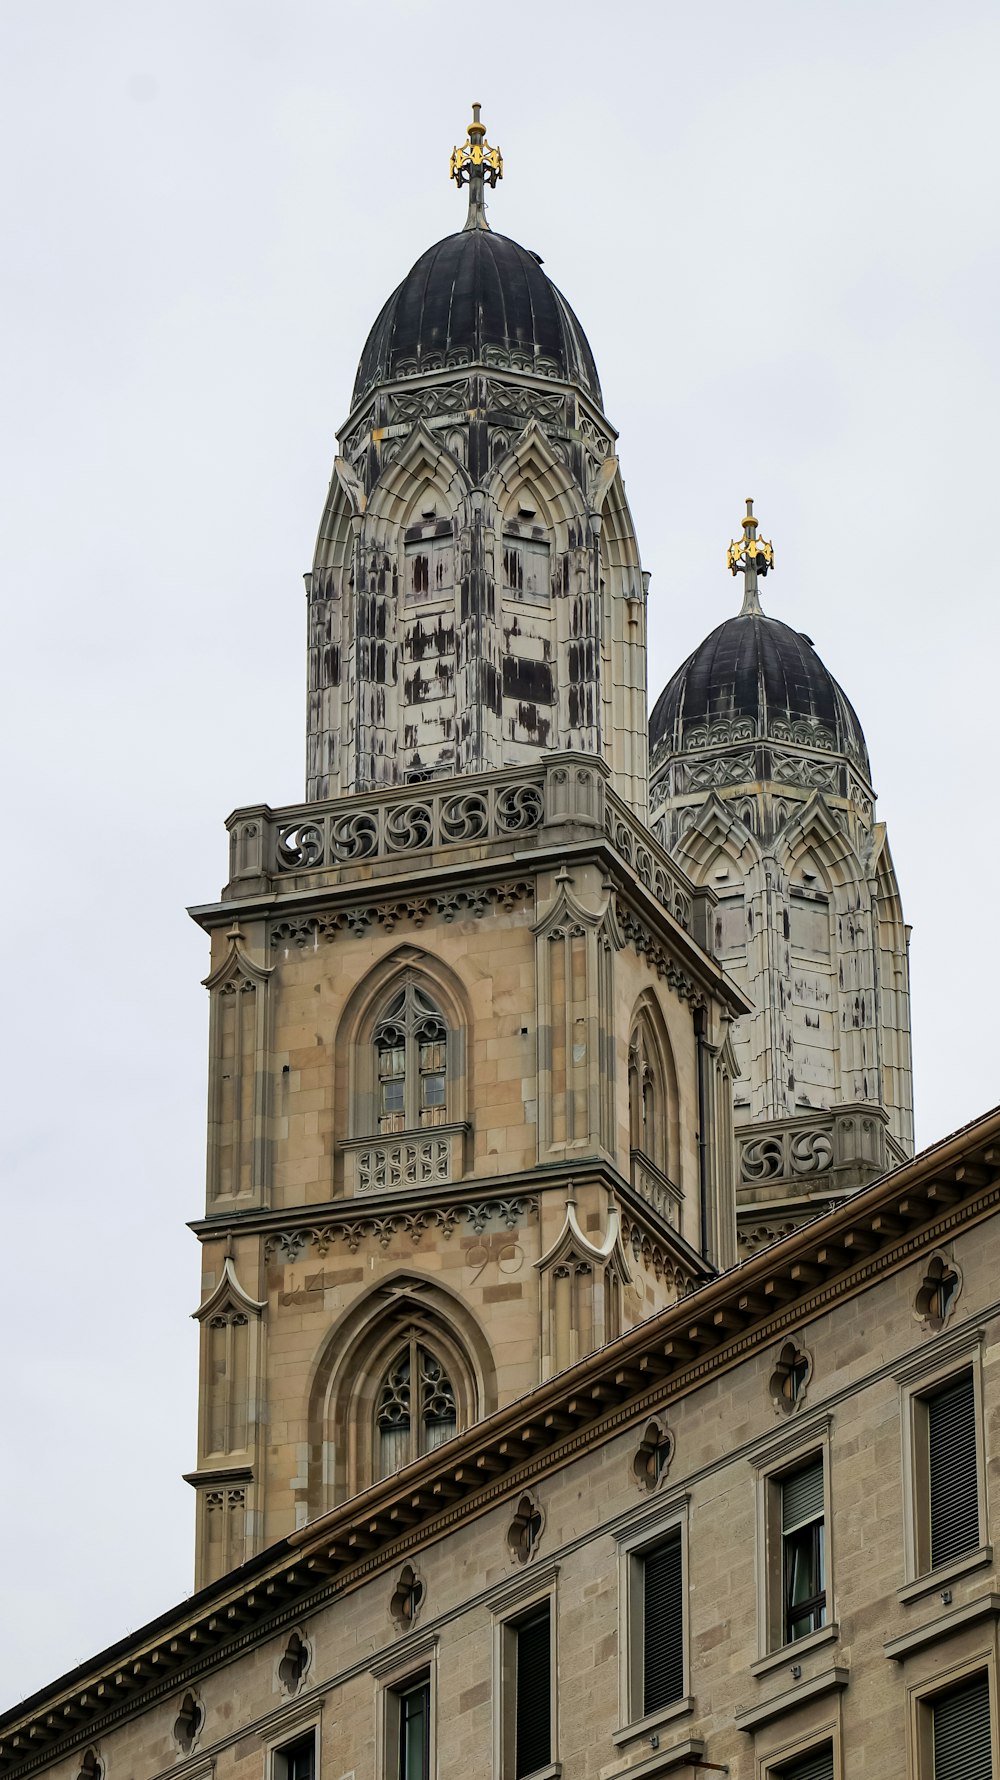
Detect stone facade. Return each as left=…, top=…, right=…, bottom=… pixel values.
left=3, top=1112, right=999, bottom=1780
left=187, top=753, right=743, bottom=1584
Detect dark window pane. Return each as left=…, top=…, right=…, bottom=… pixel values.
left=642, top=1532, right=684, bottom=1713
left=399, top=1680, right=430, bottom=1780
left=515, top=1607, right=551, bottom=1778
left=933, top=1671, right=991, bottom=1780
left=928, top=1371, right=979, bottom=1568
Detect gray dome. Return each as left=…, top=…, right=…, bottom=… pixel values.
left=352, top=229, right=602, bottom=408
left=649, top=611, right=871, bottom=779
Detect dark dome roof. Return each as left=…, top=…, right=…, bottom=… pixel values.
left=352, top=229, right=602, bottom=408
left=649, top=611, right=870, bottom=778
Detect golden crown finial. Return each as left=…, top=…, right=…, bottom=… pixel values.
left=727, top=497, right=774, bottom=615
left=450, top=103, right=503, bottom=231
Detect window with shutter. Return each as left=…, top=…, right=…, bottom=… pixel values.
left=514, top=1606, right=551, bottom=1779
left=932, top=1671, right=991, bottom=1780
left=780, top=1457, right=826, bottom=1644
left=772, top=1743, right=834, bottom=1780
left=641, top=1533, right=684, bottom=1714
left=927, top=1370, right=979, bottom=1569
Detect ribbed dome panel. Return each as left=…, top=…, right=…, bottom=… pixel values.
left=352, top=230, right=602, bottom=407
left=649, top=613, right=870, bottom=778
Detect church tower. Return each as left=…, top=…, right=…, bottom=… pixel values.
left=649, top=501, right=914, bottom=1254
left=185, top=111, right=745, bottom=1588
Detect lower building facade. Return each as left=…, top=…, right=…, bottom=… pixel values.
left=3, top=1107, right=998, bottom=1780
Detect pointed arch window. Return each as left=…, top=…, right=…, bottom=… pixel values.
left=375, top=986, right=448, bottom=1135
left=376, top=1333, right=457, bottom=1478
left=629, top=1021, right=663, bottom=1171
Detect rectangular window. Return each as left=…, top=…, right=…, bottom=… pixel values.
left=275, top=1734, right=315, bottom=1780
left=926, top=1370, right=979, bottom=1569
left=640, top=1533, right=684, bottom=1716
left=418, top=1039, right=447, bottom=1127
left=781, top=1457, right=826, bottom=1644
left=616, top=1500, right=690, bottom=1738
left=491, top=1570, right=558, bottom=1780
left=378, top=1045, right=406, bottom=1134
left=503, top=535, right=550, bottom=601
left=405, top=536, right=452, bottom=605
left=930, top=1671, right=991, bottom=1780
left=513, top=1606, right=551, bottom=1779
left=397, top=1676, right=431, bottom=1780
left=771, top=1745, right=834, bottom=1780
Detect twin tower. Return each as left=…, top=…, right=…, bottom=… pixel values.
left=186, top=111, right=913, bottom=1586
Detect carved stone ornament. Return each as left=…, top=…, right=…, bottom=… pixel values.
left=914, top=1251, right=962, bottom=1333
left=389, top=1562, right=425, bottom=1632
left=264, top=1197, right=538, bottom=1261
left=172, top=1693, right=203, bottom=1757
left=622, top=1216, right=699, bottom=1297
left=506, top=1492, right=544, bottom=1566
left=270, top=882, right=532, bottom=950
left=277, top=1631, right=310, bottom=1696
left=633, top=1418, right=674, bottom=1493
left=768, top=1340, right=813, bottom=1416
left=614, top=902, right=703, bottom=1007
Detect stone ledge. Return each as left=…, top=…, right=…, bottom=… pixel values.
left=734, top=1665, right=848, bottom=1732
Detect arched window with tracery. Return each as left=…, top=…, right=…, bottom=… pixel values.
left=376, top=1332, right=457, bottom=1478
left=375, top=985, right=448, bottom=1135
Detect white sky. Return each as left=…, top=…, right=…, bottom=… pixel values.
left=1, top=0, right=997, bottom=1709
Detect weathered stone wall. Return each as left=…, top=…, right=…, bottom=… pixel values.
left=40, top=1210, right=1000, bottom=1780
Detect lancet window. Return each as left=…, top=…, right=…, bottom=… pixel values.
left=375, top=986, right=448, bottom=1135
left=629, top=1021, right=664, bottom=1171
left=376, top=1333, right=458, bottom=1478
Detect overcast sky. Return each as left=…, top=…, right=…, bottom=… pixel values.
left=1, top=0, right=997, bottom=1709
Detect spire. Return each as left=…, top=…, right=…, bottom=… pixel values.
left=727, top=497, right=774, bottom=616
left=449, top=102, right=503, bottom=232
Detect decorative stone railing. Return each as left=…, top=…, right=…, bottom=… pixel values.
left=224, top=755, right=700, bottom=936
left=341, top=1126, right=466, bottom=1197
left=630, top=1151, right=684, bottom=1232
left=737, top=1105, right=891, bottom=1196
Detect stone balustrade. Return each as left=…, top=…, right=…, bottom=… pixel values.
left=224, top=755, right=700, bottom=936
left=737, top=1104, right=892, bottom=1198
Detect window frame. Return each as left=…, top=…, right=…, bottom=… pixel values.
left=501, top=529, right=550, bottom=605
left=758, top=1727, right=840, bottom=1780
left=265, top=1712, right=322, bottom=1780
left=752, top=1418, right=836, bottom=1664
left=614, top=1494, right=692, bottom=1744
left=373, top=1633, right=439, bottom=1780
left=489, top=1564, right=560, bottom=1780
left=403, top=530, right=454, bottom=610
left=908, top=1654, right=998, bottom=1780
left=374, top=985, right=449, bottom=1138
left=896, top=1328, right=989, bottom=1598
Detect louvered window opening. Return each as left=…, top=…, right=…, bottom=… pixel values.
left=927, top=1370, right=979, bottom=1569
left=398, top=1677, right=431, bottom=1780
left=641, top=1532, right=684, bottom=1714
left=514, top=1606, right=551, bottom=1779
left=781, top=1457, right=826, bottom=1644
left=932, top=1670, right=991, bottom=1780
left=773, top=1743, right=834, bottom=1780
